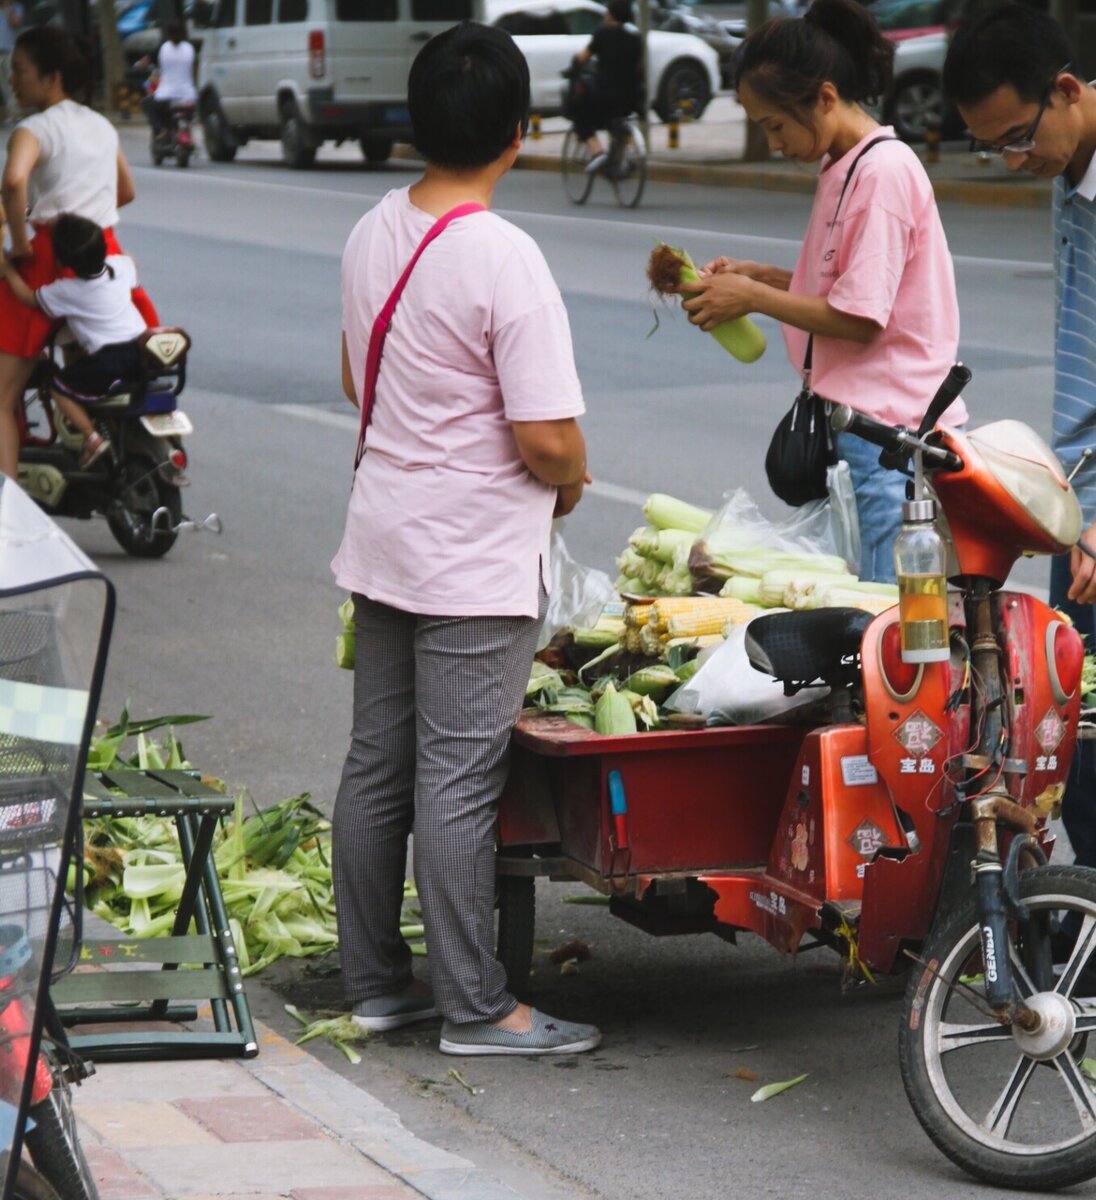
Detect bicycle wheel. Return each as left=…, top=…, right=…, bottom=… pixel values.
left=25, top=1067, right=99, bottom=1200
left=610, top=121, right=647, bottom=209
left=561, top=129, right=595, bottom=206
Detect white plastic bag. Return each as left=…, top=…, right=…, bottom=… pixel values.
left=827, top=460, right=861, bottom=577
left=537, top=524, right=616, bottom=650
left=664, top=624, right=828, bottom=726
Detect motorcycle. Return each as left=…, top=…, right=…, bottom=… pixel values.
left=18, top=328, right=221, bottom=560
left=498, top=364, right=1096, bottom=1188
left=0, top=482, right=113, bottom=1200
left=150, top=101, right=196, bottom=169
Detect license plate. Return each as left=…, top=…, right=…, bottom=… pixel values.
left=140, top=411, right=193, bottom=437
left=384, top=105, right=410, bottom=125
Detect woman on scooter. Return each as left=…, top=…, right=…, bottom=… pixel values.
left=674, top=0, right=966, bottom=581
left=0, top=26, right=157, bottom=481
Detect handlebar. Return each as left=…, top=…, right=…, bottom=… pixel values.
left=829, top=362, right=971, bottom=474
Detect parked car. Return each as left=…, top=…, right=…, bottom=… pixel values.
left=650, top=0, right=737, bottom=88
left=487, top=0, right=722, bottom=121
left=193, top=0, right=477, bottom=168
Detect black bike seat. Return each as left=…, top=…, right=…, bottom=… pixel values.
left=745, top=609, right=873, bottom=686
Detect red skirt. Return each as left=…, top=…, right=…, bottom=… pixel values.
left=0, top=225, right=160, bottom=358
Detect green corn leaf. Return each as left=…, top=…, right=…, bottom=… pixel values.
left=750, top=1074, right=809, bottom=1103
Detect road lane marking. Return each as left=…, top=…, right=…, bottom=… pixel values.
left=272, top=403, right=648, bottom=506
left=130, top=167, right=1050, bottom=273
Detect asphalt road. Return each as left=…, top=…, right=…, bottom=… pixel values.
left=56, top=128, right=1075, bottom=1200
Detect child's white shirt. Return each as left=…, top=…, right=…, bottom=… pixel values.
left=37, top=256, right=146, bottom=354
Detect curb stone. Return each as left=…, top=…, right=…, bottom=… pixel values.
left=247, top=1018, right=530, bottom=1200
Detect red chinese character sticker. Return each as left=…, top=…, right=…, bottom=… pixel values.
left=847, top=818, right=891, bottom=860
left=1035, top=708, right=1065, bottom=754
left=894, top=710, right=943, bottom=757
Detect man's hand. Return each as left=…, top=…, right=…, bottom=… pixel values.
left=1069, top=527, right=1096, bottom=603
left=7, top=234, right=31, bottom=260
left=672, top=272, right=758, bottom=331
left=554, top=471, right=592, bottom=518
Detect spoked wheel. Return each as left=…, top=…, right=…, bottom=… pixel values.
left=900, top=865, right=1096, bottom=1190
left=106, top=454, right=181, bottom=559
left=561, top=129, right=595, bottom=206
left=608, top=120, right=647, bottom=209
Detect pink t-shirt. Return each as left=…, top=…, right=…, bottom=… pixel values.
left=783, top=128, right=968, bottom=430
left=332, top=188, right=585, bottom=618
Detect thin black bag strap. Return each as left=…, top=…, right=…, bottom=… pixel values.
left=802, top=133, right=897, bottom=381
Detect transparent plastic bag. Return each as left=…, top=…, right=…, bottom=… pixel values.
left=538, top=524, right=616, bottom=650
left=688, top=481, right=859, bottom=584
left=664, top=623, right=828, bottom=726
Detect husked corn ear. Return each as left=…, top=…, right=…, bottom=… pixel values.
left=650, top=597, right=754, bottom=639
left=624, top=603, right=652, bottom=629
left=639, top=625, right=665, bottom=657
left=625, top=627, right=643, bottom=654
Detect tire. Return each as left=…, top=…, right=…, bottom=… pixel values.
left=609, top=119, right=647, bottom=209
left=561, top=128, right=595, bottom=206
left=12, top=1162, right=63, bottom=1200
left=496, top=874, right=535, bottom=995
left=106, top=453, right=182, bottom=559
left=900, top=864, right=1096, bottom=1190
left=176, top=147, right=192, bottom=169
left=200, top=97, right=237, bottom=163
left=653, top=58, right=712, bottom=124
left=886, top=70, right=945, bottom=144
left=150, top=130, right=165, bottom=166
left=360, top=137, right=393, bottom=165
left=25, top=1081, right=100, bottom=1200
left=280, top=101, right=317, bottom=169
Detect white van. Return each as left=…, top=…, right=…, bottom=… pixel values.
left=194, top=0, right=480, bottom=167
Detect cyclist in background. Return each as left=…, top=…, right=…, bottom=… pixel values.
left=569, top=0, right=642, bottom=174
left=140, top=20, right=196, bottom=139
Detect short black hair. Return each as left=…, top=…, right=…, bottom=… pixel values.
left=408, top=22, right=530, bottom=169
left=51, top=214, right=108, bottom=280
left=944, top=3, right=1071, bottom=107
left=14, top=26, right=91, bottom=102
left=607, top=0, right=632, bottom=24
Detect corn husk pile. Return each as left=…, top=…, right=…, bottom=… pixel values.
left=76, top=711, right=424, bottom=977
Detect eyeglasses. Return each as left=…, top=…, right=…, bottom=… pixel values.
left=968, top=64, right=1071, bottom=155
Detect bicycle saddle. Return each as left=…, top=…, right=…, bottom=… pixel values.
left=745, top=608, right=873, bottom=686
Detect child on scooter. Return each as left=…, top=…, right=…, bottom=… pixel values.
left=0, top=212, right=146, bottom=468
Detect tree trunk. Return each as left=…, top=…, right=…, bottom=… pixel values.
left=95, top=0, right=126, bottom=114
left=741, top=0, right=770, bottom=162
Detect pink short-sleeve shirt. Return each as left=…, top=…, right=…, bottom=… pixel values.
left=783, top=128, right=967, bottom=430
left=332, top=188, right=585, bottom=618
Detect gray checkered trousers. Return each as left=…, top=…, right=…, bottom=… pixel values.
left=332, top=587, right=546, bottom=1025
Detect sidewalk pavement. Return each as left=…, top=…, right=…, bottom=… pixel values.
left=70, top=1015, right=532, bottom=1200
left=513, top=101, right=1051, bottom=207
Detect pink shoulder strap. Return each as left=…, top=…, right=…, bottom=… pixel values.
left=353, top=201, right=486, bottom=472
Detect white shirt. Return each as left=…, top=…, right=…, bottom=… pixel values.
left=156, top=40, right=196, bottom=104
left=19, top=101, right=119, bottom=229
left=37, top=256, right=146, bottom=354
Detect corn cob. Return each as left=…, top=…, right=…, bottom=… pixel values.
left=616, top=548, right=647, bottom=578
left=623, top=603, right=652, bottom=629
left=639, top=625, right=664, bottom=657
left=625, top=627, right=643, bottom=654
left=643, top=493, right=712, bottom=534
left=648, top=597, right=754, bottom=639
left=594, top=683, right=637, bottom=735
left=759, top=569, right=857, bottom=608
left=719, top=576, right=763, bottom=604
left=629, top=526, right=695, bottom=564
left=816, top=587, right=898, bottom=616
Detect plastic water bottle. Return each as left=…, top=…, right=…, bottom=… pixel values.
left=894, top=498, right=949, bottom=664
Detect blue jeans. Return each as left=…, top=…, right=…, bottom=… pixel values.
left=834, top=431, right=908, bottom=584
left=1050, top=553, right=1096, bottom=870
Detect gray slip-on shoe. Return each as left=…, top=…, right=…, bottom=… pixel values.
left=351, top=989, right=439, bottom=1032
left=439, top=1008, right=601, bottom=1056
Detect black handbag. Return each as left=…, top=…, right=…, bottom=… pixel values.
left=765, top=351, right=833, bottom=507
left=764, top=133, right=896, bottom=507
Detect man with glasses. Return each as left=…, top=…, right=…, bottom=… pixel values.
left=945, top=6, right=1096, bottom=873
